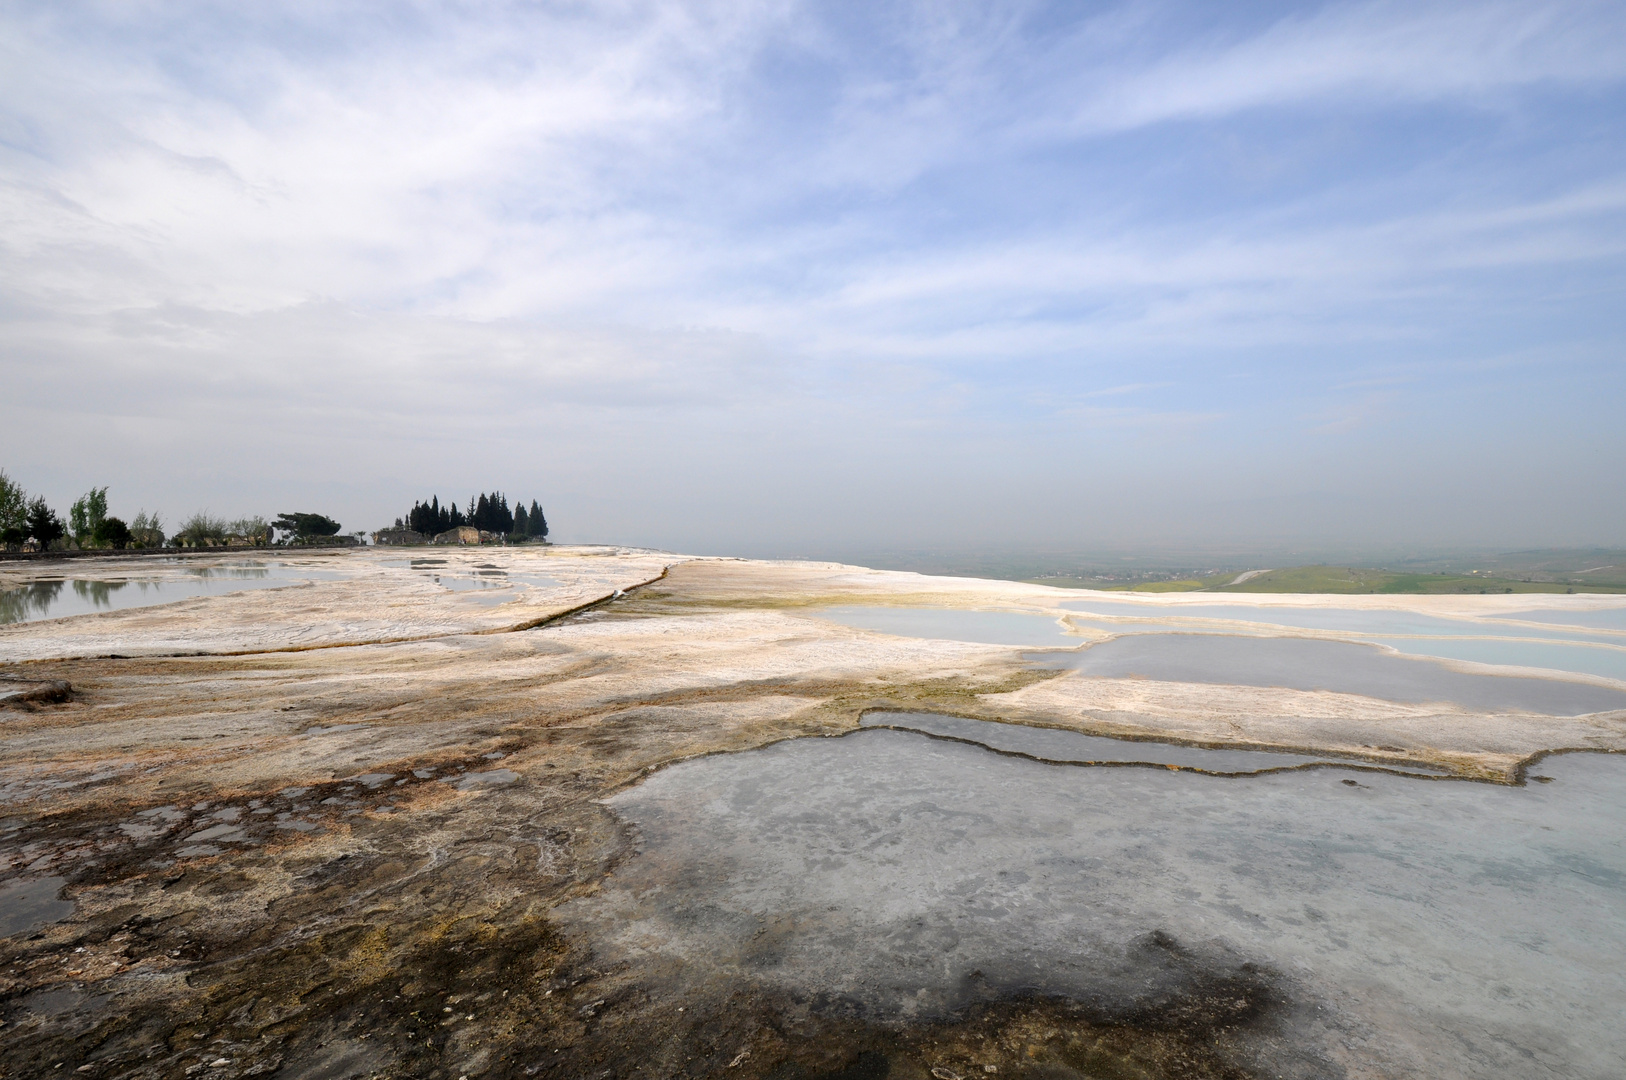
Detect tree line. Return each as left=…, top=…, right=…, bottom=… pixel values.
left=396, top=492, right=548, bottom=541
left=1, top=469, right=353, bottom=551
left=1, top=472, right=165, bottom=550
left=3, top=468, right=551, bottom=552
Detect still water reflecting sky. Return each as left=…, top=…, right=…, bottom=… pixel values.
left=0, top=563, right=345, bottom=624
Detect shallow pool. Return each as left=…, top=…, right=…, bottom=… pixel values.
left=1371, top=636, right=1626, bottom=682
left=1037, top=634, right=1626, bottom=715
left=565, top=730, right=1626, bottom=1079
left=1503, top=607, right=1626, bottom=631
left=0, top=562, right=349, bottom=625
left=414, top=565, right=565, bottom=607
left=1060, top=599, right=1618, bottom=643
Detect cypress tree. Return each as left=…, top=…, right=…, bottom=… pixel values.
left=529, top=501, right=548, bottom=540
left=404, top=493, right=528, bottom=537
left=26, top=497, right=65, bottom=548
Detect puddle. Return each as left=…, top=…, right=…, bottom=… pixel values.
left=11, top=987, right=108, bottom=1020
left=565, top=732, right=1626, bottom=1080
left=508, top=573, right=564, bottom=590
left=861, top=712, right=1449, bottom=775
left=1036, top=634, right=1626, bottom=715
left=0, top=561, right=350, bottom=624
left=815, top=606, right=1076, bottom=646
left=425, top=573, right=512, bottom=593
left=0, top=876, right=74, bottom=938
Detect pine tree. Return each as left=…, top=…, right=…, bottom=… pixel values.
left=513, top=503, right=528, bottom=537
left=26, top=497, right=65, bottom=548
left=529, top=501, right=548, bottom=540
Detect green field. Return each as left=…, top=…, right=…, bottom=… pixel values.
left=1095, top=570, right=1245, bottom=592
left=1215, top=566, right=1623, bottom=594
left=1043, top=551, right=1626, bottom=594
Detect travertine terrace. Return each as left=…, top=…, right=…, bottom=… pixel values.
left=2, top=548, right=1623, bottom=1079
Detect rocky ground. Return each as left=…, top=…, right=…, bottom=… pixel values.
left=2, top=549, right=1622, bottom=1080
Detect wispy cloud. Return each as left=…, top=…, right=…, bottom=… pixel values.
left=1069, top=0, right=1626, bottom=132
left=1, top=1, right=1623, bottom=549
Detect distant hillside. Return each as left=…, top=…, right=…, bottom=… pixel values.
left=1090, top=553, right=1626, bottom=594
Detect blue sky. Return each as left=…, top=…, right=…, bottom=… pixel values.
left=2, top=1, right=1623, bottom=554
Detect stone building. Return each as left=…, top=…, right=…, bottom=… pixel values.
left=373, top=528, right=426, bottom=545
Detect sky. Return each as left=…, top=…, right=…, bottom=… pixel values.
left=2, top=0, right=1624, bottom=558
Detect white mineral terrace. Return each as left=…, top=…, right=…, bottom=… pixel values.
left=2, top=547, right=1623, bottom=1079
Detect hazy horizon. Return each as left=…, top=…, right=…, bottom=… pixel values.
left=4, top=1, right=1623, bottom=553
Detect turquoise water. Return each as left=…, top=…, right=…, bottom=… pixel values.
left=1060, top=599, right=1614, bottom=643
left=1037, top=634, right=1626, bottom=714
left=814, top=601, right=1626, bottom=689
left=1504, top=607, right=1626, bottom=631
left=815, top=602, right=1626, bottom=690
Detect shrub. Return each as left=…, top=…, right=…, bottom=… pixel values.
left=228, top=516, right=271, bottom=544
left=94, top=517, right=133, bottom=550
left=129, top=510, right=166, bottom=549
left=175, top=512, right=228, bottom=547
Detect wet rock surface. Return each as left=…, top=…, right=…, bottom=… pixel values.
left=0, top=551, right=1622, bottom=1078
